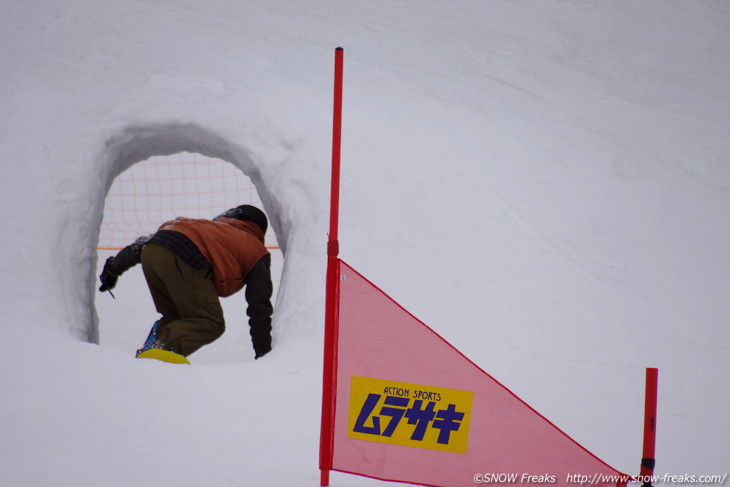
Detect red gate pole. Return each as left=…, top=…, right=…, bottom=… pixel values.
left=319, top=46, right=344, bottom=487
left=640, top=368, right=658, bottom=487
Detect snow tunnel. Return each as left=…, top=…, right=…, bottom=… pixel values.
left=90, top=123, right=286, bottom=350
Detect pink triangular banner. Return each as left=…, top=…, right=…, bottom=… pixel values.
left=330, top=259, right=629, bottom=487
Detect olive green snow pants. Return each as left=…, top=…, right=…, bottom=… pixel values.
left=141, top=243, right=224, bottom=357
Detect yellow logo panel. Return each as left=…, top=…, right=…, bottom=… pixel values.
left=347, top=376, right=473, bottom=454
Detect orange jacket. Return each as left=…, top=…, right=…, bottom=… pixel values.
left=158, top=217, right=269, bottom=297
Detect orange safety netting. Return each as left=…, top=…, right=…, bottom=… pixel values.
left=98, top=153, right=277, bottom=250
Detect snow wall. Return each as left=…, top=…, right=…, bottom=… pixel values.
left=2, top=0, right=729, bottom=402
left=3, top=118, right=315, bottom=342
left=0, top=1, right=337, bottom=343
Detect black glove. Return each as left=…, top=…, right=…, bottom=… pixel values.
left=254, top=343, right=271, bottom=360
left=99, top=257, right=119, bottom=292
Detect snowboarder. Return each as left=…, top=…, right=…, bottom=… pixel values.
left=98, top=205, right=273, bottom=360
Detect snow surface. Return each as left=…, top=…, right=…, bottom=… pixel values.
left=1, top=0, right=729, bottom=485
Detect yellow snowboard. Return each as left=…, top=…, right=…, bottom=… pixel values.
left=136, top=348, right=190, bottom=365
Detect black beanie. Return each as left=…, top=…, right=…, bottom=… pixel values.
left=217, top=205, right=268, bottom=234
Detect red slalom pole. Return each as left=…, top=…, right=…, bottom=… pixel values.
left=319, top=46, right=344, bottom=487
left=329, top=47, right=344, bottom=255
left=640, top=368, right=658, bottom=486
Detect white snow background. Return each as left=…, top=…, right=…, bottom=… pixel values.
left=1, top=1, right=729, bottom=485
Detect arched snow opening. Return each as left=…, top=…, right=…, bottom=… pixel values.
left=96, top=151, right=283, bottom=362
left=88, top=123, right=287, bottom=349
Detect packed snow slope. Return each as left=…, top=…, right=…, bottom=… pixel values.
left=1, top=0, right=729, bottom=485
